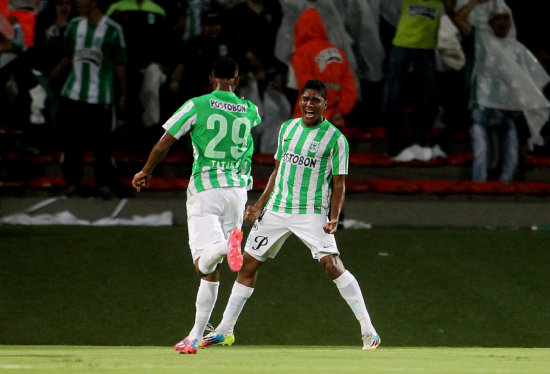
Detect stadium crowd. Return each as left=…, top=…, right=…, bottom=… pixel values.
left=1, top=0, right=550, bottom=195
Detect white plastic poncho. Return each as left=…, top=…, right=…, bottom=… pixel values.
left=29, top=84, right=47, bottom=125
left=379, top=0, right=402, bottom=27
left=140, top=63, right=166, bottom=127
left=456, top=0, right=550, bottom=149
left=336, top=0, right=385, bottom=82
left=275, top=0, right=358, bottom=84
left=437, top=14, right=465, bottom=71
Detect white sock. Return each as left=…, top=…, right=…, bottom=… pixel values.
left=197, top=241, right=227, bottom=275
left=216, top=281, right=254, bottom=335
left=188, top=279, right=219, bottom=340
left=333, top=270, right=376, bottom=335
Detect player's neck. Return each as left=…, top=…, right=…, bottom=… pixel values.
left=302, top=116, right=325, bottom=128
left=87, top=10, right=103, bottom=26
left=213, top=81, right=237, bottom=93
left=214, top=85, right=235, bottom=92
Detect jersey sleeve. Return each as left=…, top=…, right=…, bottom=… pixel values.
left=162, top=99, right=197, bottom=139
left=62, top=20, right=77, bottom=57
left=331, top=134, right=349, bottom=175
left=249, top=101, right=262, bottom=127
left=274, top=120, right=287, bottom=161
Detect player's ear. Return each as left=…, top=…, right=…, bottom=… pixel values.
left=209, top=75, right=214, bottom=85
left=234, top=75, right=239, bottom=87
left=324, top=99, right=328, bottom=109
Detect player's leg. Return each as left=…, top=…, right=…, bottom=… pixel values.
left=200, top=253, right=261, bottom=347
left=201, top=210, right=291, bottom=347
left=175, top=268, right=221, bottom=354
left=175, top=190, right=229, bottom=354
left=59, top=98, right=85, bottom=192
left=220, top=187, right=248, bottom=272
left=294, top=213, right=380, bottom=349
left=214, top=253, right=262, bottom=334
left=320, top=254, right=380, bottom=349
left=187, top=189, right=236, bottom=276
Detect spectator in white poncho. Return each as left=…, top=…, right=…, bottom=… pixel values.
left=454, top=0, right=550, bottom=182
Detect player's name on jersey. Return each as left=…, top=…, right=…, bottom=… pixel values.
left=210, top=100, right=247, bottom=113
left=210, top=160, right=242, bottom=169
left=281, top=152, right=318, bottom=168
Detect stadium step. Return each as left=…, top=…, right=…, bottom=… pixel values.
left=3, top=176, right=550, bottom=196
left=5, top=149, right=550, bottom=169
left=3, top=123, right=550, bottom=195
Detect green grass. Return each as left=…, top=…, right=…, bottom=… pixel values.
left=1, top=226, right=550, bottom=347
left=1, top=346, right=549, bottom=374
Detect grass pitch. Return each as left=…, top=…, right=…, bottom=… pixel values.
left=1, top=346, right=549, bottom=374
left=3, top=226, right=550, bottom=347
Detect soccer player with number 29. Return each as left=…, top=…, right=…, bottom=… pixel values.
left=202, top=79, right=380, bottom=351
left=131, top=57, right=261, bottom=354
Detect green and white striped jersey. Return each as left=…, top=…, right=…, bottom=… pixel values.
left=267, top=118, right=349, bottom=215
left=61, top=16, right=126, bottom=104
left=163, top=90, right=261, bottom=196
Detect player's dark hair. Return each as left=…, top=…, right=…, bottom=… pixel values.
left=212, top=57, right=239, bottom=79
left=301, top=79, right=327, bottom=100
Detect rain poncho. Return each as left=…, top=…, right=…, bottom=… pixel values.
left=456, top=0, right=550, bottom=149
left=379, top=0, right=403, bottom=27
left=275, top=0, right=357, bottom=84
left=334, top=0, right=385, bottom=82
left=291, top=8, right=357, bottom=123
left=276, top=0, right=386, bottom=83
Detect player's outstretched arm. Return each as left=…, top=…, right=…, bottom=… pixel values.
left=244, top=161, right=280, bottom=222
left=132, top=132, right=177, bottom=192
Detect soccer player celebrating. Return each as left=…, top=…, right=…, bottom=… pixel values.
left=201, top=79, right=380, bottom=350
left=131, top=57, right=261, bottom=354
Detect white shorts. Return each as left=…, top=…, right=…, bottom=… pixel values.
left=187, top=187, right=247, bottom=262
left=244, top=209, right=339, bottom=262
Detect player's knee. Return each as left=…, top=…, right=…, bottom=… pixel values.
left=237, top=253, right=261, bottom=283
left=320, top=254, right=345, bottom=279
left=195, top=260, right=221, bottom=280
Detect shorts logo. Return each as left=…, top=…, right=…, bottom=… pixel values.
left=308, top=141, right=320, bottom=154
left=251, top=236, right=269, bottom=250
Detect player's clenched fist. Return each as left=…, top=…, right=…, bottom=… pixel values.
left=132, top=171, right=151, bottom=192
left=244, top=205, right=262, bottom=222
left=323, top=219, right=338, bottom=234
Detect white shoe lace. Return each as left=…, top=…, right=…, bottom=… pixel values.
left=203, top=322, right=217, bottom=337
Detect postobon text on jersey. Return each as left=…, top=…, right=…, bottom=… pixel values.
left=281, top=152, right=318, bottom=168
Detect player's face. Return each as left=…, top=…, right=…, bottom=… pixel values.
left=202, top=23, right=222, bottom=39
left=299, top=89, right=327, bottom=127
left=75, top=0, right=93, bottom=16
left=56, top=0, right=72, bottom=18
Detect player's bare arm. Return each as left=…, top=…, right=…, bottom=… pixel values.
left=132, top=132, right=177, bottom=192
left=323, top=174, right=345, bottom=234
left=244, top=161, right=280, bottom=222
